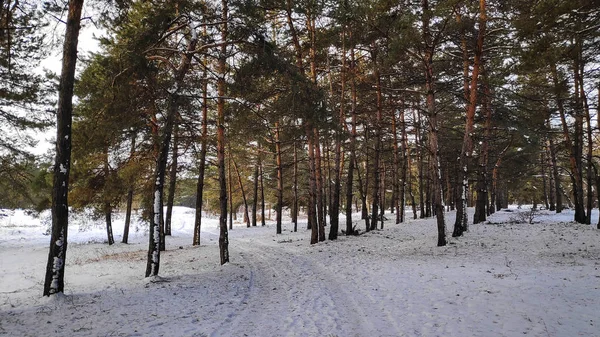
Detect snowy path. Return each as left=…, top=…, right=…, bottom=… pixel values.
left=209, top=237, right=385, bottom=337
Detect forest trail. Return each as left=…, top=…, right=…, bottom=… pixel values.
left=204, top=216, right=600, bottom=337
left=208, top=237, right=400, bottom=337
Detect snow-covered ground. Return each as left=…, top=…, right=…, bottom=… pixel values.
left=1, top=206, right=599, bottom=337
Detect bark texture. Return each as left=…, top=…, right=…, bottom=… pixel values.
left=43, top=0, right=84, bottom=296
left=193, top=62, right=209, bottom=246
left=218, top=0, right=229, bottom=264
left=165, top=121, right=179, bottom=236
left=453, top=0, right=487, bottom=237
left=421, top=0, right=446, bottom=247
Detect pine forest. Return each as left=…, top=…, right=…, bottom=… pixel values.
left=1, top=0, right=600, bottom=336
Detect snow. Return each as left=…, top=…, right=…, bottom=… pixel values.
left=50, top=256, right=61, bottom=290
left=190, top=21, right=198, bottom=41
left=1, top=206, right=599, bottom=336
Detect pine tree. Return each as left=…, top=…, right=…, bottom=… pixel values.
left=512, top=0, right=600, bottom=224
left=420, top=0, right=447, bottom=246
left=71, top=52, right=145, bottom=245
left=217, top=0, right=230, bottom=264
left=1, top=1, right=50, bottom=207
left=0, top=0, right=48, bottom=134
left=453, top=0, right=487, bottom=237
left=43, top=0, right=84, bottom=296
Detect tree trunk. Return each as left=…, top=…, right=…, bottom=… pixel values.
left=43, top=0, right=83, bottom=296
left=306, top=8, right=324, bottom=242
left=307, top=125, right=319, bottom=244
left=572, top=49, right=586, bottom=224
left=407, top=136, right=418, bottom=220
left=233, top=158, right=250, bottom=228
left=259, top=160, right=266, bottom=227
left=541, top=150, right=550, bottom=210
left=445, top=167, right=452, bottom=212
left=252, top=155, right=259, bottom=227
left=159, top=195, right=165, bottom=252
left=545, top=139, right=556, bottom=211
left=325, top=139, right=331, bottom=220
left=356, top=152, right=369, bottom=231
left=123, top=135, right=136, bottom=244
left=473, top=146, right=489, bottom=222
left=552, top=61, right=585, bottom=223
left=286, top=0, right=317, bottom=239
left=227, top=146, right=233, bottom=230
left=146, top=14, right=200, bottom=273
left=165, top=120, right=179, bottom=236
left=473, top=73, right=491, bottom=224
left=595, top=164, right=600, bottom=229
left=380, top=163, right=386, bottom=229
left=363, top=126, right=370, bottom=225
left=193, top=51, right=210, bottom=246
left=391, top=102, right=401, bottom=224
left=490, top=143, right=510, bottom=213
left=370, top=50, right=383, bottom=231
left=315, top=128, right=326, bottom=241
left=275, top=122, right=283, bottom=234
left=218, top=0, right=229, bottom=264
left=491, top=173, right=498, bottom=212
left=547, top=119, right=562, bottom=213
left=453, top=0, right=487, bottom=236
left=293, top=141, right=298, bottom=232
left=345, top=45, right=357, bottom=235
left=579, top=62, right=593, bottom=224
left=123, top=188, right=133, bottom=244
left=422, top=0, right=446, bottom=246
left=415, top=108, right=425, bottom=219
left=329, top=30, right=345, bottom=240
left=104, top=202, right=114, bottom=245
left=146, top=88, right=181, bottom=275
left=103, top=146, right=115, bottom=245
left=425, top=158, right=432, bottom=218
left=400, top=103, right=408, bottom=223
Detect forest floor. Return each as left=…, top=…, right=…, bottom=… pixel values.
left=1, top=206, right=599, bottom=337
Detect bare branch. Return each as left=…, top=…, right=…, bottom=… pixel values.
left=145, top=55, right=177, bottom=72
